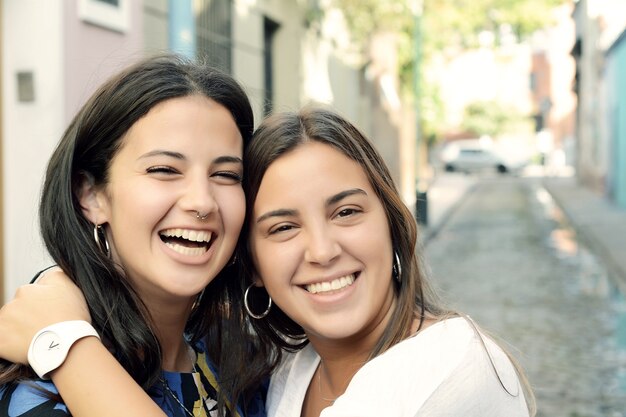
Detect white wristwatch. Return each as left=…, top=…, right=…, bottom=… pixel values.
left=27, top=320, right=100, bottom=379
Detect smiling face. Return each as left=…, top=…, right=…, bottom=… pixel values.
left=250, top=141, right=396, bottom=345
left=82, top=95, right=244, bottom=305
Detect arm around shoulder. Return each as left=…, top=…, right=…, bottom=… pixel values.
left=50, top=336, right=166, bottom=417
left=0, top=337, right=165, bottom=417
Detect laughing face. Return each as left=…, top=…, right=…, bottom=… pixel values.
left=250, top=141, right=396, bottom=344
left=82, top=95, right=244, bottom=305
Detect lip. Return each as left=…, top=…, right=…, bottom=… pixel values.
left=158, top=226, right=218, bottom=265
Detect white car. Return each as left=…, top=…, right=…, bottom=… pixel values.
left=440, top=139, right=526, bottom=174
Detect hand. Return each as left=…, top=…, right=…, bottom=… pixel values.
left=0, top=268, right=91, bottom=364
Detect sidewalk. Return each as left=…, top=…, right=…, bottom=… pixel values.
left=543, top=177, right=626, bottom=290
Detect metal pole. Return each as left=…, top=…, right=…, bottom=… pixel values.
left=413, top=0, right=428, bottom=225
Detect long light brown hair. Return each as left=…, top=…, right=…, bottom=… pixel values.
left=239, top=106, right=535, bottom=415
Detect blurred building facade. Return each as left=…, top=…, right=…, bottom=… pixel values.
left=604, top=27, right=626, bottom=209
left=529, top=3, right=577, bottom=169
left=427, top=3, right=576, bottom=171
left=571, top=0, right=626, bottom=200
left=0, top=0, right=413, bottom=301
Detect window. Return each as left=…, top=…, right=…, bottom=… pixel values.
left=78, top=0, right=129, bottom=33
left=17, top=72, right=35, bottom=103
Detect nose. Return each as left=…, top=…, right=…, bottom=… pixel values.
left=179, top=175, right=218, bottom=220
left=304, top=226, right=341, bottom=266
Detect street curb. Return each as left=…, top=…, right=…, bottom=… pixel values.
left=420, top=181, right=479, bottom=246
left=543, top=178, right=626, bottom=293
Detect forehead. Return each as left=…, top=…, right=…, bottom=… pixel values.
left=117, top=95, right=242, bottom=154
left=254, top=141, right=374, bottom=206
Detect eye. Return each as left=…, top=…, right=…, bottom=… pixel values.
left=269, top=224, right=296, bottom=235
left=335, top=207, right=361, bottom=218
left=212, top=170, right=243, bottom=184
left=146, top=166, right=179, bottom=175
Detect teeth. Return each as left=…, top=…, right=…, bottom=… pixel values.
left=306, top=274, right=355, bottom=294
left=161, top=228, right=212, bottom=243
left=165, top=242, right=207, bottom=256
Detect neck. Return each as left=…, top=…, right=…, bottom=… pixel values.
left=308, top=327, right=382, bottom=404
left=307, top=294, right=399, bottom=401
left=145, top=297, right=196, bottom=372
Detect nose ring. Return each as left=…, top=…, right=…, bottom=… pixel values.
left=196, top=211, right=209, bottom=220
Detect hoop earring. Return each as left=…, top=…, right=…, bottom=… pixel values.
left=244, top=283, right=272, bottom=319
left=93, top=224, right=111, bottom=258
left=392, top=251, right=402, bottom=283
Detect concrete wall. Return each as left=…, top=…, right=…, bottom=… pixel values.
left=144, top=0, right=169, bottom=54
left=2, top=0, right=64, bottom=300
left=232, top=0, right=305, bottom=123
left=1, top=0, right=143, bottom=302
left=606, top=33, right=626, bottom=209
left=0, top=1, right=4, bottom=300
left=571, top=0, right=626, bottom=192
left=64, top=0, right=144, bottom=121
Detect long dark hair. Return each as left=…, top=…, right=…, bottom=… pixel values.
left=0, top=54, right=269, bottom=413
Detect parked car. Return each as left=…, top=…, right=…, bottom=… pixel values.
left=440, top=139, right=526, bottom=174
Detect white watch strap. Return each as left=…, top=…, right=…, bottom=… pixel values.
left=27, top=320, right=100, bottom=379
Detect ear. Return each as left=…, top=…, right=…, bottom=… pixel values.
left=78, top=172, right=110, bottom=225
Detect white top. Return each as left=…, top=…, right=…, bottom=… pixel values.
left=267, top=317, right=529, bottom=417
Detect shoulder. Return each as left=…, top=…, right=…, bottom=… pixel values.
left=323, top=317, right=529, bottom=417
left=416, top=326, right=530, bottom=416
left=0, top=381, right=69, bottom=416
left=346, top=317, right=478, bottom=381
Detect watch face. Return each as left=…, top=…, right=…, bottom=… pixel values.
left=32, top=330, right=65, bottom=366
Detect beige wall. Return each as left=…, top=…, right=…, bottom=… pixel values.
left=3, top=0, right=65, bottom=301
left=144, top=0, right=169, bottom=54
left=232, top=1, right=265, bottom=119
left=232, top=0, right=305, bottom=123
left=262, top=0, right=305, bottom=112
left=2, top=0, right=144, bottom=302
left=63, top=0, right=144, bottom=121
left=0, top=0, right=4, bottom=300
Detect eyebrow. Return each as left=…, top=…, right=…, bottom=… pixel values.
left=214, top=155, right=243, bottom=165
left=139, top=150, right=184, bottom=160
left=255, top=188, right=367, bottom=224
left=256, top=209, right=298, bottom=224
left=139, top=151, right=242, bottom=165
left=326, top=188, right=367, bottom=206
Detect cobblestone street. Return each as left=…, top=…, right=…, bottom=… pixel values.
left=424, top=176, right=626, bottom=417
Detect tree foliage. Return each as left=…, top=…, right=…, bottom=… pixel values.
left=333, top=0, right=566, bottom=87
left=331, top=0, right=567, bottom=142
left=422, top=0, right=567, bottom=54
left=461, top=100, right=531, bottom=137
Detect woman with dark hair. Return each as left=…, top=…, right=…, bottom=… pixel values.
left=0, top=54, right=269, bottom=417
left=0, top=106, right=534, bottom=416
